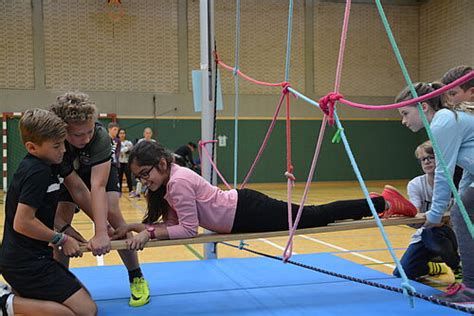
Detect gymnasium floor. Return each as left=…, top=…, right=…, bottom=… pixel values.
left=0, top=180, right=464, bottom=314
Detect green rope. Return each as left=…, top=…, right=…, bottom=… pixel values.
left=331, top=127, right=343, bottom=144
left=375, top=0, right=474, bottom=238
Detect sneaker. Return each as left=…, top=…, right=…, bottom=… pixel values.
left=454, top=265, right=463, bottom=282
left=129, top=277, right=150, bottom=307
left=379, top=185, right=417, bottom=218
left=128, top=192, right=140, bottom=199
left=428, top=261, right=448, bottom=276
left=0, top=282, right=13, bottom=316
left=369, top=192, right=381, bottom=199
left=433, top=283, right=474, bottom=304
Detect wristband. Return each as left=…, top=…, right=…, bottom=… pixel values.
left=50, top=232, right=63, bottom=245
left=57, top=234, right=68, bottom=246
left=59, top=223, right=71, bottom=233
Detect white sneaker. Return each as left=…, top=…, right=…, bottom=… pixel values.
left=0, top=282, right=11, bottom=295
left=0, top=281, right=13, bottom=316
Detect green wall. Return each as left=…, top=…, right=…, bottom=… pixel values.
left=2, top=117, right=426, bottom=190
left=113, top=118, right=426, bottom=183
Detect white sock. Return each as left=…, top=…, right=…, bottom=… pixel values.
left=136, top=182, right=142, bottom=195
left=5, top=294, right=14, bottom=316
left=5, top=293, right=15, bottom=316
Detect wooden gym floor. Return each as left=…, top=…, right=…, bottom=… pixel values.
left=0, top=180, right=455, bottom=289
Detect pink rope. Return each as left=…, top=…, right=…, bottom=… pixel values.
left=338, top=71, right=474, bottom=110
left=198, top=140, right=232, bottom=190
left=216, top=53, right=286, bottom=87
left=282, top=0, right=352, bottom=261
left=282, top=115, right=329, bottom=260
left=333, top=1, right=351, bottom=93
left=285, top=92, right=295, bottom=257
left=240, top=91, right=287, bottom=189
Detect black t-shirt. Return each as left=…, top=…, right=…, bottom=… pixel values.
left=175, top=145, right=194, bottom=164
left=59, top=123, right=112, bottom=179
left=0, top=154, right=62, bottom=266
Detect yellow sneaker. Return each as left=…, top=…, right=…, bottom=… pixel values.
left=427, top=261, right=448, bottom=276
left=129, top=277, right=150, bottom=307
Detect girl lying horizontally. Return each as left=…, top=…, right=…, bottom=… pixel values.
left=112, top=141, right=416, bottom=249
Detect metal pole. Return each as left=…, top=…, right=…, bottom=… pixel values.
left=200, top=0, right=217, bottom=259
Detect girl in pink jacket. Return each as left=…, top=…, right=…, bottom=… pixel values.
left=113, top=141, right=416, bottom=249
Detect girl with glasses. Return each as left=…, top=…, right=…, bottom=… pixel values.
left=393, top=140, right=461, bottom=284
left=112, top=141, right=417, bottom=250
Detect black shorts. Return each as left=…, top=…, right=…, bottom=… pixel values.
left=1, top=257, right=83, bottom=303
left=59, top=164, right=120, bottom=202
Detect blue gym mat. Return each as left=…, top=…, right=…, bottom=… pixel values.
left=72, top=253, right=469, bottom=315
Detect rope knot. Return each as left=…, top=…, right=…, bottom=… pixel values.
left=213, top=51, right=220, bottom=63
left=284, top=171, right=296, bottom=182
left=319, top=92, right=343, bottom=125
left=281, top=82, right=291, bottom=94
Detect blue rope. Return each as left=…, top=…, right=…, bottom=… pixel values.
left=375, top=0, right=474, bottom=238
left=284, top=0, right=294, bottom=82
left=233, top=0, right=241, bottom=189
left=233, top=0, right=246, bottom=249
left=287, top=86, right=416, bottom=306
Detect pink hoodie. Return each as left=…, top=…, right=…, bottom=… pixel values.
left=156, top=164, right=238, bottom=239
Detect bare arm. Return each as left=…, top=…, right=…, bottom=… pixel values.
left=86, top=160, right=112, bottom=255
left=63, top=171, right=93, bottom=216
left=14, top=203, right=82, bottom=257
left=111, top=222, right=169, bottom=241
left=14, top=203, right=57, bottom=242
left=125, top=223, right=170, bottom=251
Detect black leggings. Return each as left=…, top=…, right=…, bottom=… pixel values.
left=231, top=188, right=385, bottom=233
left=118, top=162, right=134, bottom=193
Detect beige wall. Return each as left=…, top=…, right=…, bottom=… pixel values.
left=419, top=0, right=474, bottom=82
left=0, top=0, right=472, bottom=118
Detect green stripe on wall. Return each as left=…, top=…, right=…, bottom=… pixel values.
left=117, top=118, right=426, bottom=183
left=2, top=118, right=425, bottom=189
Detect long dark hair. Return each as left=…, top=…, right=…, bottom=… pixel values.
left=395, top=82, right=448, bottom=112
left=129, top=141, right=174, bottom=224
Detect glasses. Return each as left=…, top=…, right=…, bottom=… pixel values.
left=418, top=156, right=435, bottom=164
left=136, top=165, right=155, bottom=181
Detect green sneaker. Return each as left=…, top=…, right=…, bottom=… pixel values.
left=454, top=265, right=463, bottom=283
left=129, top=277, right=150, bottom=307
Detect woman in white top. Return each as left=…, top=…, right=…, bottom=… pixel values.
left=133, top=127, right=157, bottom=197
left=118, top=129, right=134, bottom=195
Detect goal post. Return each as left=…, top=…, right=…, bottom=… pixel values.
left=2, top=112, right=117, bottom=192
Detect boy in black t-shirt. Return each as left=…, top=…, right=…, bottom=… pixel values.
left=50, top=92, right=150, bottom=307
left=0, top=109, right=96, bottom=315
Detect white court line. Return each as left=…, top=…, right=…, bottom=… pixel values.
left=97, top=255, right=105, bottom=266
left=91, top=222, right=105, bottom=266
left=258, top=238, right=298, bottom=255
left=299, top=235, right=395, bottom=269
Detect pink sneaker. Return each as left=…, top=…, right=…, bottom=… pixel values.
left=380, top=185, right=417, bottom=218
left=369, top=192, right=381, bottom=199
left=433, top=283, right=474, bottom=304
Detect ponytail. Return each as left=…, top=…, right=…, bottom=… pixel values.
left=395, top=82, right=448, bottom=112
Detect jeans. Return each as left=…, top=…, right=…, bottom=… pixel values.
left=393, top=225, right=460, bottom=279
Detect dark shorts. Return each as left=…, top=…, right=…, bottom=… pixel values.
left=1, top=257, right=83, bottom=303
left=59, top=164, right=120, bottom=202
